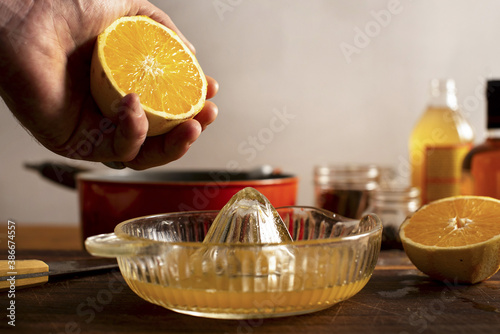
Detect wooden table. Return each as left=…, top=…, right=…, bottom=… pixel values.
left=1, top=224, right=500, bottom=333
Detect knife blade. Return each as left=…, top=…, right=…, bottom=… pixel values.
left=0, top=258, right=119, bottom=290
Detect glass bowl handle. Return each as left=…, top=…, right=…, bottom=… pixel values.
left=85, top=233, right=151, bottom=257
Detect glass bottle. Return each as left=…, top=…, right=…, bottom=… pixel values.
left=362, top=186, right=420, bottom=250
left=409, top=79, right=474, bottom=204
left=314, top=165, right=379, bottom=219
left=461, top=80, right=500, bottom=198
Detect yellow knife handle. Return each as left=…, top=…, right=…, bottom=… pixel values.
left=0, top=260, right=49, bottom=290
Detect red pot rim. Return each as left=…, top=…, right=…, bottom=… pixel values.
left=76, top=169, right=298, bottom=186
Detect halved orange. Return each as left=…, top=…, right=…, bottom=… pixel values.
left=91, top=16, right=207, bottom=136
left=400, top=196, right=500, bottom=284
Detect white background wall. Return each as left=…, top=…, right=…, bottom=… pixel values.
left=2, top=0, right=500, bottom=225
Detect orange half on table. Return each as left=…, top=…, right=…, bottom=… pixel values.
left=91, top=15, right=207, bottom=136
left=400, top=196, right=500, bottom=284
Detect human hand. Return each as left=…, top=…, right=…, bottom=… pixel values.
left=0, top=0, right=218, bottom=170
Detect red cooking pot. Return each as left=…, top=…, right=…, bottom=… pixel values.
left=77, top=168, right=298, bottom=240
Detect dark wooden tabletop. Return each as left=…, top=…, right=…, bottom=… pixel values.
left=1, top=226, right=500, bottom=334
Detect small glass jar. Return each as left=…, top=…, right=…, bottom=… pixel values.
left=314, top=165, right=379, bottom=219
left=362, top=186, right=420, bottom=250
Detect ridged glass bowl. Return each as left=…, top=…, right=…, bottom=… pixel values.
left=85, top=206, right=382, bottom=319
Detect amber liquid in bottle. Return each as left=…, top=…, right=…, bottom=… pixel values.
left=461, top=81, right=500, bottom=198
left=409, top=79, right=474, bottom=204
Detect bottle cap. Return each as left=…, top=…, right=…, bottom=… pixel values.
left=487, top=80, right=500, bottom=128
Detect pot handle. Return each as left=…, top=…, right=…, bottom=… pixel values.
left=85, top=233, right=152, bottom=258
left=25, top=161, right=88, bottom=189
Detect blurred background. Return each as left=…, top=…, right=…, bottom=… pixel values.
left=2, top=0, right=500, bottom=226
